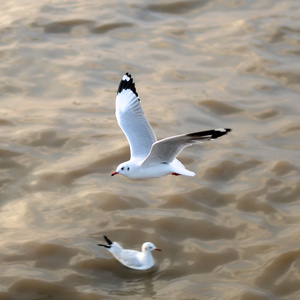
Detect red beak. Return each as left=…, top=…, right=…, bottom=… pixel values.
left=155, top=248, right=162, bottom=251
left=111, top=171, right=119, bottom=176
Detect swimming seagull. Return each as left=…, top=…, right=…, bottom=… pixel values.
left=111, top=73, right=231, bottom=179
left=98, top=235, right=161, bottom=270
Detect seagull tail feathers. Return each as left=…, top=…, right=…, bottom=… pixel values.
left=172, top=168, right=195, bottom=177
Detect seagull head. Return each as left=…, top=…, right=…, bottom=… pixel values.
left=111, top=162, right=132, bottom=177
left=142, top=242, right=162, bottom=252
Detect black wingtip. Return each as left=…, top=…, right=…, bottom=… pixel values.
left=212, top=128, right=232, bottom=138
left=117, top=72, right=139, bottom=97
left=104, top=235, right=113, bottom=246
left=98, top=235, right=113, bottom=248
left=98, top=243, right=111, bottom=249
left=187, top=128, right=232, bottom=140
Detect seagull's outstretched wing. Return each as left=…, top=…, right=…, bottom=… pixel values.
left=116, top=73, right=157, bottom=159
left=141, top=128, right=231, bottom=166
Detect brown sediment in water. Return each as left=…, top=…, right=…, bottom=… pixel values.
left=0, top=0, right=300, bottom=299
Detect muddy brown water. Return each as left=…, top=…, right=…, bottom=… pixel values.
left=1, top=1, right=300, bottom=299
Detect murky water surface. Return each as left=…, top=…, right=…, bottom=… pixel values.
left=1, top=1, right=300, bottom=299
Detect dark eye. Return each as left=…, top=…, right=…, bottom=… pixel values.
left=121, top=167, right=124, bottom=171
left=127, top=167, right=130, bottom=171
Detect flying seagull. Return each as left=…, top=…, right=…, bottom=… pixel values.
left=111, top=73, right=231, bottom=179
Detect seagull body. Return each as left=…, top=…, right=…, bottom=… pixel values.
left=111, top=73, right=231, bottom=179
left=98, top=235, right=161, bottom=270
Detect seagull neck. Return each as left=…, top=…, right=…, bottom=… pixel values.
left=140, top=250, right=154, bottom=265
